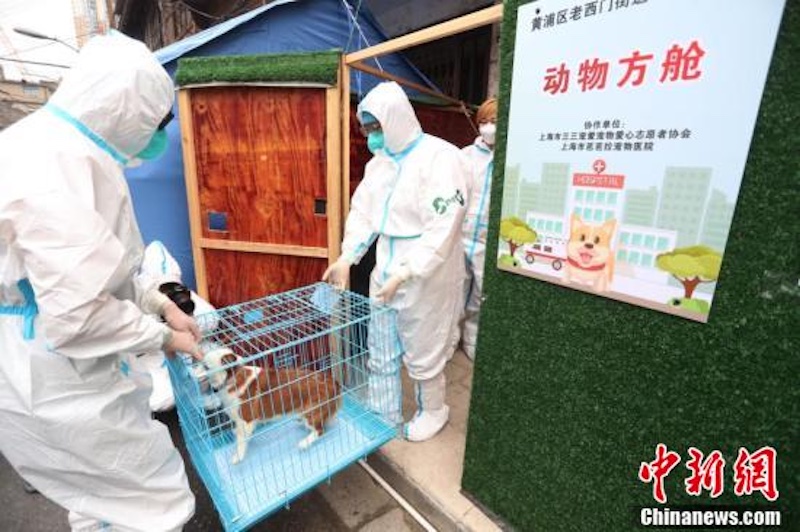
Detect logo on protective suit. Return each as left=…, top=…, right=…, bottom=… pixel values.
left=432, top=189, right=465, bottom=215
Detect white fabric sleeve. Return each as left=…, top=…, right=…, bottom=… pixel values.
left=7, top=193, right=169, bottom=358
left=395, top=148, right=467, bottom=280
left=133, top=240, right=182, bottom=311
left=133, top=266, right=171, bottom=317
left=461, top=145, right=478, bottom=197
left=139, top=287, right=171, bottom=316
left=340, top=172, right=378, bottom=266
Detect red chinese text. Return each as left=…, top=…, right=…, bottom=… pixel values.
left=685, top=447, right=725, bottom=498
left=544, top=63, right=570, bottom=94
left=543, top=40, right=706, bottom=95
left=639, top=443, right=682, bottom=504
left=639, top=445, right=780, bottom=503
left=734, top=446, right=779, bottom=501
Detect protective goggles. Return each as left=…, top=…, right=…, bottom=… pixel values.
left=359, top=121, right=382, bottom=137
left=158, top=110, right=174, bottom=130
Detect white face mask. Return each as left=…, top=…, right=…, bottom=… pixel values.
left=479, top=123, right=496, bottom=146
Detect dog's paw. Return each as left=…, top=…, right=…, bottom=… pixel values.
left=231, top=452, right=243, bottom=465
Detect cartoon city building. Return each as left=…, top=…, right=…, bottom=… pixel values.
left=526, top=212, right=567, bottom=240
left=655, top=166, right=712, bottom=247
left=700, top=189, right=734, bottom=252
left=536, top=163, right=570, bottom=215
left=513, top=163, right=571, bottom=270
left=518, top=178, right=539, bottom=219
left=616, top=224, right=678, bottom=283
left=507, top=162, right=570, bottom=220
left=501, top=164, right=522, bottom=217
left=524, top=211, right=568, bottom=269
left=515, top=162, right=570, bottom=221
left=567, top=163, right=625, bottom=226
left=623, top=186, right=659, bottom=226
left=501, top=166, right=540, bottom=219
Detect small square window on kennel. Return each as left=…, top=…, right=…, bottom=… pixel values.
left=167, top=283, right=403, bottom=531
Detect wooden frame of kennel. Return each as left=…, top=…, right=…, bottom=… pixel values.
left=178, top=58, right=345, bottom=305
left=179, top=5, right=503, bottom=304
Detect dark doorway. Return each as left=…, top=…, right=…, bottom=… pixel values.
left=403, top=25, right=492, bottom=106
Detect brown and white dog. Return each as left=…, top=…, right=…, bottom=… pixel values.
left=562, top=213, right=617, bottom=292
left=203, top=347, right=341, bottom=464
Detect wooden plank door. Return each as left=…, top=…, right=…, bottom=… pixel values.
left=179, top=82, right=342, bottom=308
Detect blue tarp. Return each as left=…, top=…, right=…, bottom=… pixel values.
left=126, top=0, right=436, bottom=290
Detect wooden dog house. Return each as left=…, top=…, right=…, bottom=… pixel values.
left=176, top=46, right=481, bottom=306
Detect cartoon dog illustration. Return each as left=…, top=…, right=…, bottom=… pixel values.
left=562, top=214, right=616, bottom=292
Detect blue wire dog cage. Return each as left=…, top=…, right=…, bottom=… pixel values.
left=167, top=283, right=402, bottom=531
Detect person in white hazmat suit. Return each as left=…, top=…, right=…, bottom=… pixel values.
left=458, top=98, right=497, bottom=361
left=0, top=33, right=200, bottom=531
left=132, top=241, right=217, bottom=412
left=323, top=81, right=467, bottom=442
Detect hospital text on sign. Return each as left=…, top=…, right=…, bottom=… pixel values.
left=572, top=172, right=624, bottom=189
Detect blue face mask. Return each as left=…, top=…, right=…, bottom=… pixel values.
left=136, top=129, right=168, bottom=160
left=367, top=131, right=385, bottom=154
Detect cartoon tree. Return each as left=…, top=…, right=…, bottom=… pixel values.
left=656, top=245, right=722, bottom=299
left=500, top=217, right=537, bottom=257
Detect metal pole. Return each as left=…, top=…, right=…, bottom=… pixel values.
left=13, top=27, right=79, bottom=53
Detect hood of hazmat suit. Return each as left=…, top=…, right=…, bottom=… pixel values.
left=345, top=82, right=467, bottom=382
left=0, top=32, right=194, bottom=531
left=356, top=82, right=422, bottom=155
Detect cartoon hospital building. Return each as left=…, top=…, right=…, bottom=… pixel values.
left=515, top=162, right=691, bottom=285
left=567, top=169, right=625, bottom=227
left=616, top=225, right=677, bottom=283
left=526, top=212, right=566, bottom=240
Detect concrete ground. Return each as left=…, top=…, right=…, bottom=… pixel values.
left=374, top=351, right=503, bottom=532
left=0, top=408, right=424, bottom=532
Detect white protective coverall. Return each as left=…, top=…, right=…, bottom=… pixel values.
left=0, top=34, right=195, bottom=531
left=132, top=241, right=216, bottom=412
left=460, top=136, right=494, bottom=360
left=341, top=81, right=466, bottom=440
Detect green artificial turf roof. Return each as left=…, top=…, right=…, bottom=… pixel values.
left=176, top=50, right=341, bottom=86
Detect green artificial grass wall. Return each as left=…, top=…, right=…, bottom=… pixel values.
left=176, top=50, right=341, bottom=86
left=462, top=1, right=798, bottom=530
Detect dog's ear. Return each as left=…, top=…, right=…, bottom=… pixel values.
left=221, top=353, right=238, bottom=366
left=219, top=353, right=239, bottom=380
left=601, top=218, right=617, bottom=237
left=570, top=212, right=584, bottom=234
